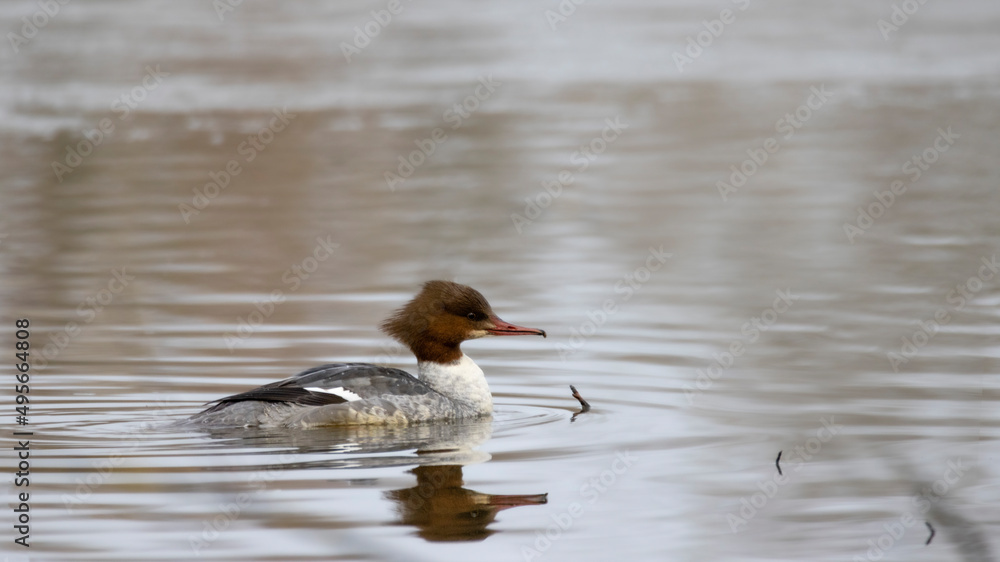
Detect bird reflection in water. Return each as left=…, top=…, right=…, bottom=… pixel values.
left=385, top=464, right=547, bottom=541
left=184, top=414, right=547, bottom=541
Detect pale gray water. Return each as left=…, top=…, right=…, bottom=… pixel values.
left=1, top=1, right=999, bottom=561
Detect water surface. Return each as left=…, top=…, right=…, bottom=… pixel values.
left=1, top=1, right=999, bottom=560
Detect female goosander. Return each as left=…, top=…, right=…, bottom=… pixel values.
left=189, top=281, right=546, bottom=427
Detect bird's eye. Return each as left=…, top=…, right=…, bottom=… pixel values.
left=466, top=312, right=480, bottom=321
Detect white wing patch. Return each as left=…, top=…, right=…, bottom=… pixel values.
left=304, top=386, right=362, bottom=402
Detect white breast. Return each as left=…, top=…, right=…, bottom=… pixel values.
left=417, top=354, right=493, bottom=415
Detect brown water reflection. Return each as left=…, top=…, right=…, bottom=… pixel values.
left=387, top=464, right=548, bottom=542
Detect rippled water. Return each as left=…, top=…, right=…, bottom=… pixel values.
left=2, top=1, right=999, bottom=560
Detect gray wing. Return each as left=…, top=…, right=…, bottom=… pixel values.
left=199, top=363, right=437, bottom=413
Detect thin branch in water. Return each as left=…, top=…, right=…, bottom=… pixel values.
left=570, top=385, right=591, bottom=411
left=775, top=451, right=783, bottom=476
left=570, top=385, right=591, bottom=421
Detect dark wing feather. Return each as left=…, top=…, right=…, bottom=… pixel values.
left=201, top=363, right=428, bottom=413
left=203, top=385, right=349, bottom=410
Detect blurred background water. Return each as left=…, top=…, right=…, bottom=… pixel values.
left=1, top=0, right=999, bottom=560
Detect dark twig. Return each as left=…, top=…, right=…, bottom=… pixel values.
left=775, top=451, right=783, bottom=476
left=570, top=385, right=590, bottom=411
left=925, top=521, right=935, bottom=545
left=570, top=385, right=591, bottom=421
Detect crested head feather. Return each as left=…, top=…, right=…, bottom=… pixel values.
left=380, top=281, right=495, bottom=363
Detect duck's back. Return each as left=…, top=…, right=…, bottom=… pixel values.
left=188, top=363, right=473, bottom=428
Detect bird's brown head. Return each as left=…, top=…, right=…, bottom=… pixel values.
left=380, top=280, right=546, bottom=364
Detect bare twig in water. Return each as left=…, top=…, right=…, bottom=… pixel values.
left=570, top=385, right=591, bottom=421
left=925, top=521, right=935, bottom=545
left=775, top=451, right=783, bottom=476
left=570, top=385, right=591, bottom=411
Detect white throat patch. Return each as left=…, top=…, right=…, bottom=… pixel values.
left=417, top=354, right=492, bottom=415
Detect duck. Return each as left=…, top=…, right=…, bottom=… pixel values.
left=188, top=281, right=546, bottom=427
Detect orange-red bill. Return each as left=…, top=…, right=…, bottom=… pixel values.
left=487, top=316, right=546, bottom=338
